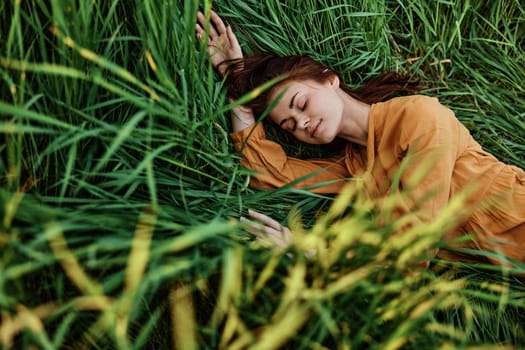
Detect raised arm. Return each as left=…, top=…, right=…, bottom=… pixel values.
left=196, top=11, right=349, bottom=193
left=196, top=10, right=255, bottom=132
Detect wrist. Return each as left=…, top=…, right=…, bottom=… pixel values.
left=230, top=106, right=255, bottom=132
left=232, top=110, right=254, bottom=124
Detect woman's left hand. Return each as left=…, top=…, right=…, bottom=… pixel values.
left=240, top=209, right=293, bottom=249
left=196, top=10, right=243, bottom=77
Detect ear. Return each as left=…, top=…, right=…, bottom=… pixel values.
left=327, top=73, right=340, bottom=88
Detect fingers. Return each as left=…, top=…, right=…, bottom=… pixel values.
left=196, top=10, right=243, bottom=64
left=195, top=24, right=203, bottom=41
left=240, top=216, right=266, bottom=237
left=240, top=215, right=287, bottom=243
left=195, top=12, right=205, bottom=41
left=226, top=25, right=242, bottom=58
left=226, top=25, right=239, bottom=47
left=196, top=11, right=218, bottom=39
left=240, top=216, right=278, bottom=236
left=248, top=209, right=282, bottom=231
left=195, top=11, right=219, bottom=40
left=210, top=10, right=227, bottom=35
left=197, top=10, right=226, bottom=41
left=241, top=210, right=294, bottom=250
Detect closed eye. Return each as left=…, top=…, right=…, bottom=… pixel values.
left=279, top=118, right=297, bottom=132
left=301, top=100, right=307, bottom=111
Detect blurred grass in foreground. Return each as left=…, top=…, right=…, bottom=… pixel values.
left=1, top=0, right=524, bottom=349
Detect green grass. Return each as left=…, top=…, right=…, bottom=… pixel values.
left=1, top=0, right=524, bottom=349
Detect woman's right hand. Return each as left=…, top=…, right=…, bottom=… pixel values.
left=196, top=10, right=243, bottom=77
left=241, top=209, right=294, bottom=250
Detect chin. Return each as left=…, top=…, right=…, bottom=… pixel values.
left=306, top=138, right=332, bottom=145
left=318, top=133, right=337, bottom=144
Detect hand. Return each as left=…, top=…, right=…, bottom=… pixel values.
left=241, top=209, right=293, bottom=250
left=196, top=10, right=243, bottom=76
left=196, top=11, right=254, bottom=132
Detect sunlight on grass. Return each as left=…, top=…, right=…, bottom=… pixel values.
left=1, top=0, right=524, bottom=348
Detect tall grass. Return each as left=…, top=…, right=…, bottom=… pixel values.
left=1, top=0, right=524, bottom=349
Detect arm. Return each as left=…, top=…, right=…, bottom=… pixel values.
left=197, top=11, right=348, bottom=193
left=231, top=123, right=349, bottom=193
left=196, top=10, right=255, bottom=132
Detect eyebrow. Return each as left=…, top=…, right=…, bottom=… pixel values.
left=289, top=92, right=298, bottom=109
left=278, top=91, right=299, bottom=128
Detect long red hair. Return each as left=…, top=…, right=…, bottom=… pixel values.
left=223, top=53, right=421, bottom=118
left=222, top=53, right=421, bottom=153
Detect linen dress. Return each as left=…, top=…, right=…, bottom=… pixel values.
left=230, top=95, right=525, bottom=265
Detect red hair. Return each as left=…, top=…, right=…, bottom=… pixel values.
left=222, top=53, right=421, bottom=118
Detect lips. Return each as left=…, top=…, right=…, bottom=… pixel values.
left=311, top=119, right=322, bottom=138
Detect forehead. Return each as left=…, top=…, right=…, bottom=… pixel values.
left=271, top=80, right=305, bottom=98
left=268, top=81, right=306, bottom=117
left=270, top=78, right=324, bottom=105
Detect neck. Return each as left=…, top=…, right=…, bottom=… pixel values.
left=337, top=89, right=370, bottom=146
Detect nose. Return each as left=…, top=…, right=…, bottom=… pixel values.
left=297, top=113, right=310, bottom=130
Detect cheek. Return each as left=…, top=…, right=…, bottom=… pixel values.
left=321, top=95, right=342, bottom=118
left=312, top=93, right=335, bottom=113
left=268, top=114, right=282, bottom=128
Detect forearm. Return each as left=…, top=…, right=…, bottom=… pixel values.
left=230, top=105, right=255, bottom=132
left=196, top=10, right=252, bottom=131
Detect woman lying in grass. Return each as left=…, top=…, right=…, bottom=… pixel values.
left=196, top=11, right=525, bottom=269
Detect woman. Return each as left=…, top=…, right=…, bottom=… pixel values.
left=196, top=11, right=525, bottom=268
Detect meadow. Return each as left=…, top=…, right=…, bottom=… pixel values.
left=1, top=0, right=525, bottom=349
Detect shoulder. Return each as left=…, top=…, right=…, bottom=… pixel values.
left=371, top=95, right=466, bottom=148
left=377, top=95, right=443, bottom=113
left=373, top=94, right=456, bottom=126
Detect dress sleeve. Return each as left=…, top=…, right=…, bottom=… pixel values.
left=230, top=123, right=349, bottom=193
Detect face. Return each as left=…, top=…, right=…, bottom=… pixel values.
left=268, top=76, right=343, bottom=144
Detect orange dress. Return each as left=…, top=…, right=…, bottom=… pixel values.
left=231, top=95, right=525, bottom=265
